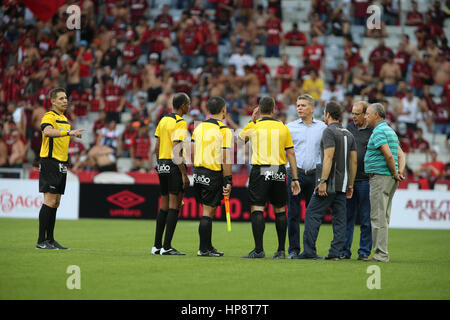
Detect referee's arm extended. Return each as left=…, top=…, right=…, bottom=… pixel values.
left=42, top=125, right=85, bottom=138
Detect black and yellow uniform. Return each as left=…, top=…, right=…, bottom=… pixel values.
left=239, top=117, right=294, bottom=207
left=191, top=118, right=232, bottom=207
left=155, top=112, right=187, bottom=195
left=39, top=110, right=71, bottom=194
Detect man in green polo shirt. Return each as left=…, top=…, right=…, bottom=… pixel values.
left=364, top=103, right=405, bottom=262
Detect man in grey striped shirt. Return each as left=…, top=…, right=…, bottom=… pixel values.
left=297, top=102, right=357, bottom=260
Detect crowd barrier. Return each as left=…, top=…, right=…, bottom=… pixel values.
left=1, top=174, right=449, bottom=229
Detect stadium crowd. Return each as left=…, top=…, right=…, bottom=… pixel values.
left=0, top=0, right=449, bottom=186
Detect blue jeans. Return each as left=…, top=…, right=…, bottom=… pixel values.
left=287, top=169, right=315, bottom=255
left=265, top=45, right=280, bottom=58
left=301, top=192, right=347, bottom=258
left=342, top=180, right=372, bottom=258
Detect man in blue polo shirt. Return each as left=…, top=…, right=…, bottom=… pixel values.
left=364, top=103, right=405, bottom=262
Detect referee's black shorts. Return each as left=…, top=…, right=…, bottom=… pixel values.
left=157, top=159, right=184, bottom=195
left=248, top=165, right=287, bottom=208
left=193, top=166, right=223, bottom=208
left=39, top=158, right=68, bottom=195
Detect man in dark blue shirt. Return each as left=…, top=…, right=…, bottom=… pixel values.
left=340, top=101, right=373, bottom=260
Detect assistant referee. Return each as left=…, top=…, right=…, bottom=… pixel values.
left=37, top=88, right=84, bottom=250
left=191, top=96, right=233, bottom=257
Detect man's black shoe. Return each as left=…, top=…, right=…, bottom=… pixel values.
left=36, top=240, right=58, bottom=250
left=197, top=250, right=222, bottom=257
left=209, top=247, right=224, bottom=256
left=339, top=254, right=351, bottom=259
left=272, top=250, right=285, bottom=259
left=160, top=247, right=186, bottom=255
left=242, top=249, right=265, bottom=258
left=48, top=240, right=69, bottom=250
left=358, top=255, right=369, bottom=260
left=294, top=254, right=324, bottom=260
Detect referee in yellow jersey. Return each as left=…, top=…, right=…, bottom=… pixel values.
left=190, top=96, right=233, bottom=257
left=37, top=88, right=84, bottom=250
left=152, top=92, right=190, bottom=256
left=239, top=96, right=301, bottom=259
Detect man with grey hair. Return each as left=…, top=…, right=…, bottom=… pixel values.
left=340, top=101, right=372, bottom=260
left=364, top=102, right=405, bottom=262
left=285, top=94, right=327, bottom=258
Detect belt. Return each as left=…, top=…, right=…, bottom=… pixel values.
left=299, top=168, right=316, bottom=176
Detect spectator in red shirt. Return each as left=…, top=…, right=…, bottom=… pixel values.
left=33, top=78, right=52, bottom=111
left=156, top=4, right=173, bottom=31
left=93, top=110, right=108, bottom=142
left=179, top=18, right=204, bottom=69
left=101, top=77, right=125, bottom=123
left=414, top=147, right=446, bottom=180
left=369, top=40, right=394, bottom=78
left=431, top=94, right=449, bottom=135
left=172, top=63, right=196, bottom=96
left=68, top=137, right=86, bottom=168
left=121, top=120, right=137, bottom=158
left=344, top=34, right=360, bottom=71
left=406, top=1, right=423, bottom=26
left=131, top=125, right=154, bottom=172
left=411, top=127, right=430, bottom=153
left=275, top=54, right=294, bottom=93
left=147, top=21, right=170, bottom=58
left=352, top=0, right=370, bottom=25
left=251, top=55, right=272, bottom=93
left=297, top=59, right=314, bottom=85
left=415, top=13, right=445, bottom=50
left=76, top=40, right=94, bottom=90
left=90, top=87, right=104, bottom=112
left=394, top=42, right=410, bottom=79
left=284, top=22, right=307, bottom=47
left=410, top=53, right=433, bottom=98
left=71, top=88, right=90, bottom=124
left=203, top=20, right=220, bottom=60
left=122, top=31, right=141, bottom=65
left=129, top=0, right=148, bottom=22
left=265, top=8, right=282, bottom=58
left=302, top=36, right=325, bottom=72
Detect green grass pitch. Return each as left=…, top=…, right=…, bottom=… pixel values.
left=0, top=218, right=449, bottom=300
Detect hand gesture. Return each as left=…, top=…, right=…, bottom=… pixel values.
left=69, top=129, right=86, bottom=138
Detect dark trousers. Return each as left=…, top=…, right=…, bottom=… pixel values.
left=342, top=180, right=372, bottom=258
left=302, top=192, right=347, bottom=258
left=287, top=168, right=315, bottom=254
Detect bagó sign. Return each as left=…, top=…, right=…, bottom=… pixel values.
left=0, top=178, right=79, bottom=220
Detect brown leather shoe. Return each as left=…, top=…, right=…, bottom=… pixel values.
left=363, top=257, right=384, bottom=262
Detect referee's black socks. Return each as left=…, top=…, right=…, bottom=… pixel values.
left=275, top=211, right=287, bottom=252
left=38, top=204, right=53, bottom=243
left=162, top=208, right=179, bottom=250
left=251, top=211, right=265, bottom=253
left=198, top=216, right=212, bottom=252
left=46, top=207, right=57, bottom=242
left=154, top=209, right=168, bottom=248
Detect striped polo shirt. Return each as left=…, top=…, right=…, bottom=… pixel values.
left=364, top=120, right=398, bottom=176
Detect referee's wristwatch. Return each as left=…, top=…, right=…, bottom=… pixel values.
left=319, top=178, right=327, bottom=184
